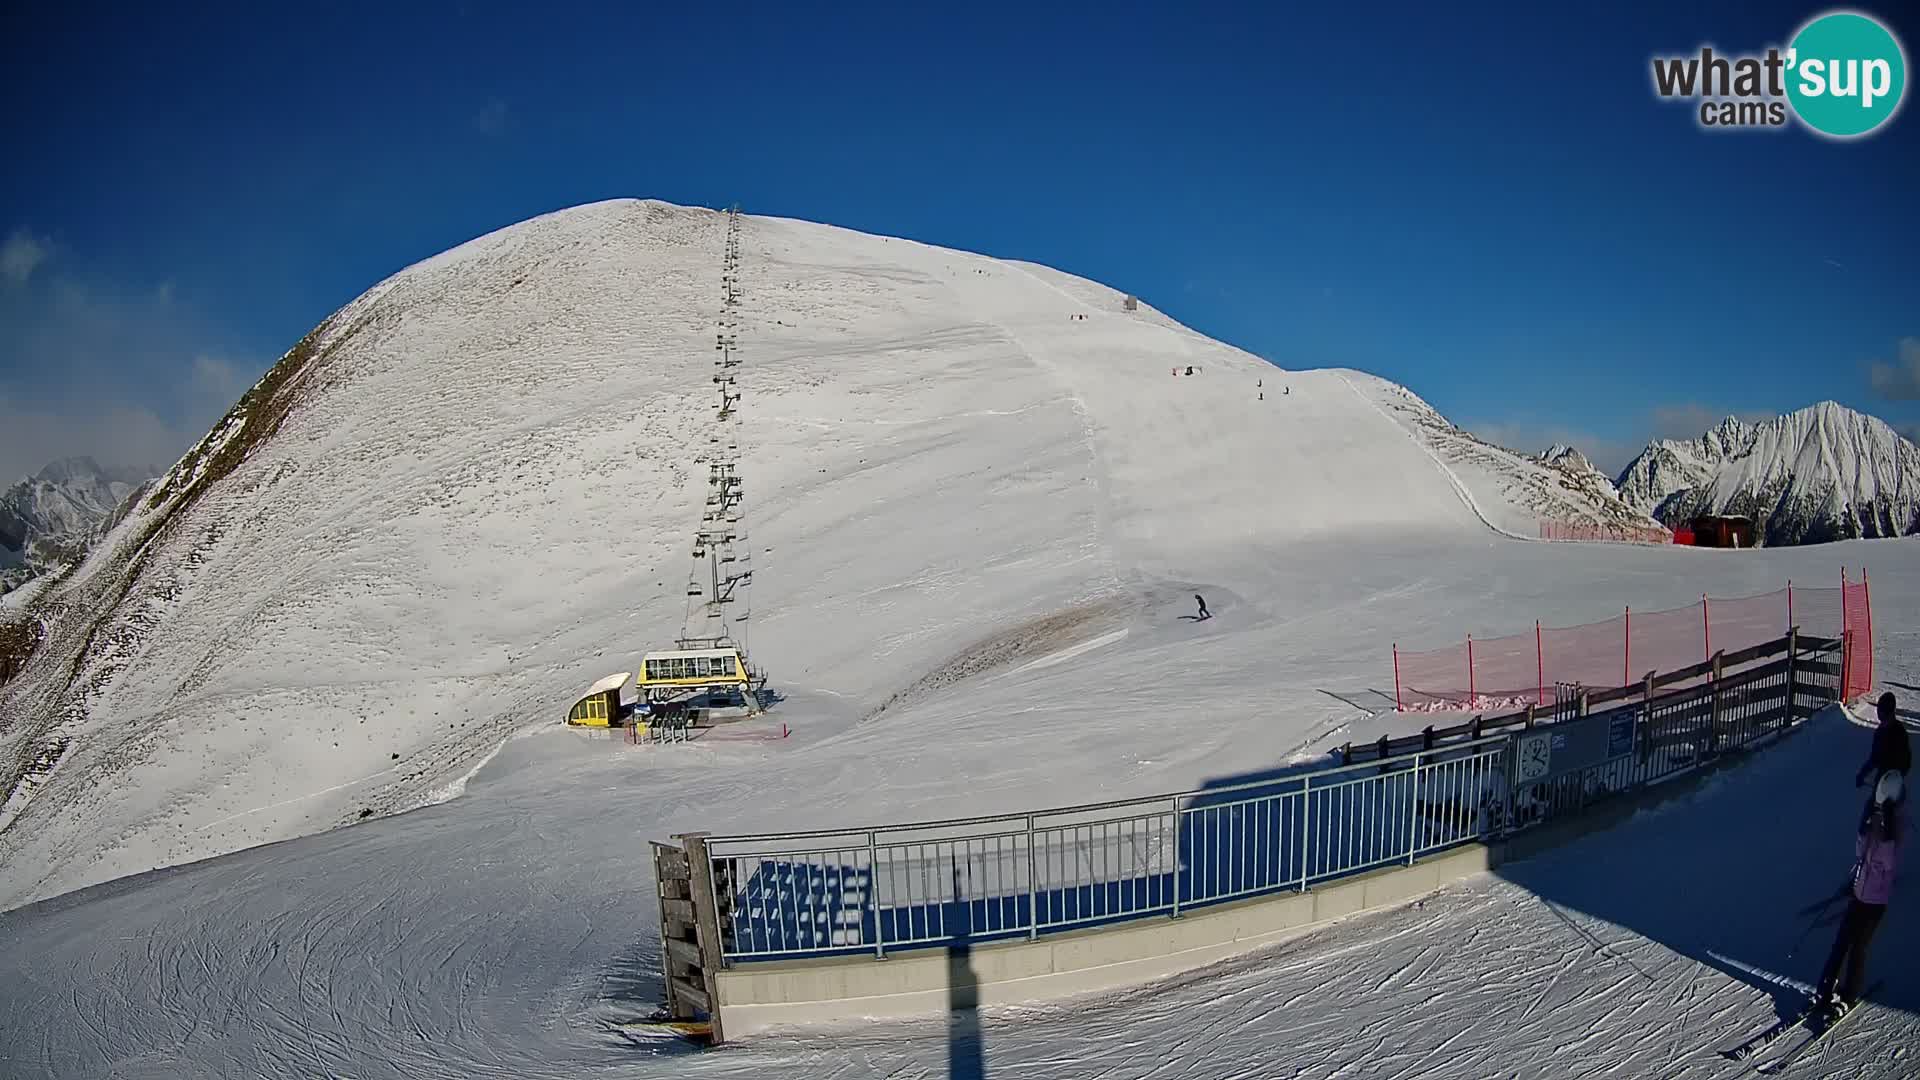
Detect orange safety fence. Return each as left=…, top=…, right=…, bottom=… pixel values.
left=1393, top=570, right=1874, bottom=712
left=1843, top=568, right=1873, bottom=702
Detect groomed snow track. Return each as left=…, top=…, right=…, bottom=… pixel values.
left=1, top=704, right=1913, bottom=1079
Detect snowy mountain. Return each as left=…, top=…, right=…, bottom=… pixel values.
left=0, top=457, right=154, bottom=589
left=1615, top=403, right=1920, bottom=545
left=1363, top=394, right=1665, bottom=539
left=1, top=198, right=1918, bottom=1079
left=0, top=199, right=1647, bottom=908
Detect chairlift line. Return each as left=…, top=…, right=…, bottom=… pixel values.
left=628, top=204, right=764, bottom=718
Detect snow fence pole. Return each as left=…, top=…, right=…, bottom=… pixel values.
left=1026, top=814, right=1039, bottom=940
left=1786, top=580, right=1793, bottom=635
left=1863, top=567, right=1873, bottom=692
left=1393, top=645, right=1403, bottom=712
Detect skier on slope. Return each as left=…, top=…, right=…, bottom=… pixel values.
left=1855, top=692, right=1912, bottom=788
left=1194, top=594, right=1210, bottom=621
left=1815, top=769, right=1906, bottom=1020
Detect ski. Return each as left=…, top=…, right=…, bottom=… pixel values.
left=1755, top=981, right=1882, bottom=1075
left=1721, top=1002, right=1818, bottom=1062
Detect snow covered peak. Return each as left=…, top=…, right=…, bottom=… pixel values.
left=0, top=198, right=1660, bottom=906
left=0, top=457, right=155, bottom=586
left=1616, top=401, right=1920, bottom=544
left=1537, top=444, right=1597, bottom=474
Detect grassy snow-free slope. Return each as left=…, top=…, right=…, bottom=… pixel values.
left=2, top=200, right=1643, bottom=908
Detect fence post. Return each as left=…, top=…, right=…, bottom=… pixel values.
left=1536, top=621, right=1544, bottom=707
left=1639, top=672, right=1656, bottom=765
left=1168, top=798, right=1182, bottom=919
left=1297, top=776, right=1312, bottom=892
left=1708, top=650, right=1725, bottom=756
left=677, top=831, right=728, bottom=1044
left=1624, top=606, right=1631, bottom=689
left=1026, top=814, right=1040, bottom=939
left=1785, top=626, right=1799, bottom=725
left=1466, top=635, right=1476, bottom=707
left=1406, top=752, right=1423, bottom=865
left=1840, top=568, right=1852, bottom=700
left=1702, top=594, right=1711, bottom=664
left=866, top=830, right=885, bottom=958
left=1787, top=580, right=1793, bottom=634
left=1579, top=690, right=1590, bottom=717
left=1524, top=702, right=1536, bottom=728
left=1393, top=645, right=1403, bottom=712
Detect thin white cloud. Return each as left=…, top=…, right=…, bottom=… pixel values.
left=1, top=228, right=49, bottom=286
left=188, top=354, right=253, bottom=411
left=0, top=258, right=261, bottom=485
left=1867, top=337, right=1920, bottom=401
left=0, top=393, right=193, bottom=487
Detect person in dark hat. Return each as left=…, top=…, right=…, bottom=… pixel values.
left=1857, top=692, right=1913, bottom=788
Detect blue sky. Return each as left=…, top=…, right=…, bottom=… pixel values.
left=2, top=0, right=1915, bottom=483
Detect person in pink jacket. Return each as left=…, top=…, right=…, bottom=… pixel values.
left=1816, top=770, right=1906, bottom=1018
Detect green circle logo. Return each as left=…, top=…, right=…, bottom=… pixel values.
left=1786, top=11, right=1907, bottom=137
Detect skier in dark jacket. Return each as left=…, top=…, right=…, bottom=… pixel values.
left=1194, top=594, right=1210, bottom=620
left=1856, top=692, right=1912, bottom=788
left=1817, top=770, right=1905, bottom=1019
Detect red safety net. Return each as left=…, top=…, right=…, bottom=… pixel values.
left=1842, top=570, right=1874, bottom=701
left=1538, top=521, right=1673, bottom=544
left=1393, top=577, right=1864, bottom=712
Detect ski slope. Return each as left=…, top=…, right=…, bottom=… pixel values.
left=0, top=615, right=1913, bottom=1079
left=0, top=200, right=1640, bottom=909
left=0, top=200, right=1913, bottom=1077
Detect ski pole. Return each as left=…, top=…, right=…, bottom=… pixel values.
left=1786, top=884, right=1851, bottom=959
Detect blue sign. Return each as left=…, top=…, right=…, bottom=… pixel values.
left=1527, top=708, right=1638, bottom=782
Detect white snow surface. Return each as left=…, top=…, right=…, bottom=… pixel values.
left=0, top=198, right=1643, bottom=909
left=1, top=199, right=1917, bottom=1077
left=0, top=609, right=1915, bottom=1079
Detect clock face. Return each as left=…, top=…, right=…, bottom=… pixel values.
left=1517, top=734, right=1552, bottom=782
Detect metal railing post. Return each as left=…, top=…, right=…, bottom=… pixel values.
left=676, top=831, right=728, bottom=1044
left=1026, top=814, right=1039, bottom=940
left=867, top=830, right=885, bottom=959
left=1784, top=626, right=1798, bottom=725
left=1297, top=776, right=1312, bottom=892
left=1407, top=754, right=1423, bottom=865
left=1169, top=796, right=1183, bottom=919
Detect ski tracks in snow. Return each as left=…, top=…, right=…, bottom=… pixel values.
left=1335, top=373, right=1531, bottom=543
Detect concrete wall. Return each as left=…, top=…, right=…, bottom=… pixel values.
left=715, top=844, right=1492, bottom=1038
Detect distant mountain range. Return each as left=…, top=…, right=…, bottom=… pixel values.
left=1612, top=402, right=1920, bottom=546
left=1, top=458, right=156, bottom=592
